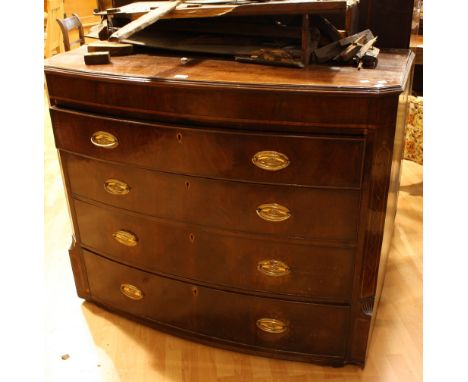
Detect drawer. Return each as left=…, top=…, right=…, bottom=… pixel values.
left=51, top=108, right=364, bottom=188
left=83, top=250, right=350, bottom=357
left=64, top=153, right=361, bottom=242
left=75, top=200, right=355, bottom=302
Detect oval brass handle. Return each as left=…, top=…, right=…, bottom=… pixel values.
left=256, top=318, right=288, bottom=334
left=90, top=131, right=119, bottom=149
left=104, top=179, right=131, bottom=195
left=113, top=230, right=138, bottom=247
left=256, top=203, right=291, bottom=222
left=120, top=283, right=143, bottom=300
left=252, top=151, right=290, bottom=171
left=257, top=259, right=290, bottom=277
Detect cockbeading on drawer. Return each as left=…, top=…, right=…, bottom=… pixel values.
left=51, top=108, right=365, bottom=188
left=64, top=152, right=361, bottom=242
left=75, top=199, right=355, bottom=303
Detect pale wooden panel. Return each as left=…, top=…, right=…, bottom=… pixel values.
left=45, top=0, right=65, bottom=57
left=64, top=0, right=98, bottom=19
left=64, top=0, right=101, bottom=32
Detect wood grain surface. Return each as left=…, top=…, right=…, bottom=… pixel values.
left=74, top=199, right=356, bottom=303
left=51, top=107, right=365, bottom=188
left=44, top=88, right=422, bottom=381
left=83, top=248, right=351, bottom=358
left=44, top=46, right=412, bottom=93
left=62, top=151, right=361, bottom=242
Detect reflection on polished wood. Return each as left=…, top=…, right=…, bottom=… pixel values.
left=44, top=90, right=422, bottom=381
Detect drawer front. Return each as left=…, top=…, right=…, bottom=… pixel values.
left=51, top=108, right=364, bottom=188
left=64, top=153, right=361, bottom=242
left=83, top=250, right=350, bottom=357
left=75, top=200, right=355, bottom=302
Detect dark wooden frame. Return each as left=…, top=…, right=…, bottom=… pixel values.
left=44, top=48, right=415, bottom=367
left=56, top=13, right=85, bottom=51
left=358, top=0, right=415, bottom=48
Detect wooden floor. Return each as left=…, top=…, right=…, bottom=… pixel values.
left=44, top=95, right=423, bottom=382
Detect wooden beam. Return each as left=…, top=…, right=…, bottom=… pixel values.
left=84, top=51, right=111, bottom=64
left=87, top=41, right=133, bottom=56
left=109, top=1, right=183, bottom=41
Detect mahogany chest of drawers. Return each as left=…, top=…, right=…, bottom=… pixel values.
left=45, top=47, right=414, bottom=367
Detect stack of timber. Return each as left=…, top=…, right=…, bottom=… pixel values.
left=313, top=28, right=379, bottom=68
left=88, top=0, right=378, bottom=68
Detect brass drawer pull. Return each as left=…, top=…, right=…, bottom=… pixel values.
left=257, top=259, right=290, bottom=277
left=120, top=283, right=143, bottom=300
left=252, top=151, right=290, bottom=171
left=104, top=179, right=131, bottom=195
left=256, top=318, right=287, bottom=334
left=91, top=131, right=119, bottom=149
left=113, top=230, right=138, bottom=247
left=256, top=203, right=291, bottom=222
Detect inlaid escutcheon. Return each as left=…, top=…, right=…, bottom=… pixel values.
left=113, top=230, right=138, bottom=247
left=120, top=283, right=143, bottom=300
left=252, top=151, right=290, bottom=171
left=256, top=203, right=291, bottom=222
left=90, top=131, right=118, bottom=149
left=104, top=179, right=131, bottom=195
left=256, top=318, right=288, bottom=334
left=257, top=259, right=290, bottom=277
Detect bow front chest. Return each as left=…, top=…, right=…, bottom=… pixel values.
left=45, top=47, right=414, bottom=367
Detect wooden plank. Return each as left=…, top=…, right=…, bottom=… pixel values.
left=151, top=19, right=302, bottom=39
left=334, top=33, right=366, bottom=62
left=122, top=30, right=285, bottom=56
left=312, top=41, right=341, bottom=63
left=109, top=1, right=183, bottom=41
left=339, top=29, right=373, bottom=46
left=354, top=35, right=378, bottom=60
left=220, top=0, right=347, bottom=17
left=88, top=41, right=134, bottom=56
left=96, top=0, right=348, bottom=19
left=235, top=54, right=304, bottom=68
left=84, top=51, right=111, bottom=64
left=334, top=42, right=360, bottom=62
left=311, top=15, right=342, bottom=42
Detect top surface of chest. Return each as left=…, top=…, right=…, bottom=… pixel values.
left=44, top=46, right=413, bottom=94
left=44, top=48, right=413, bottom=131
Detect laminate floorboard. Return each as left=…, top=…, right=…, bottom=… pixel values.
left=44, top=92, right=423, bottom=382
